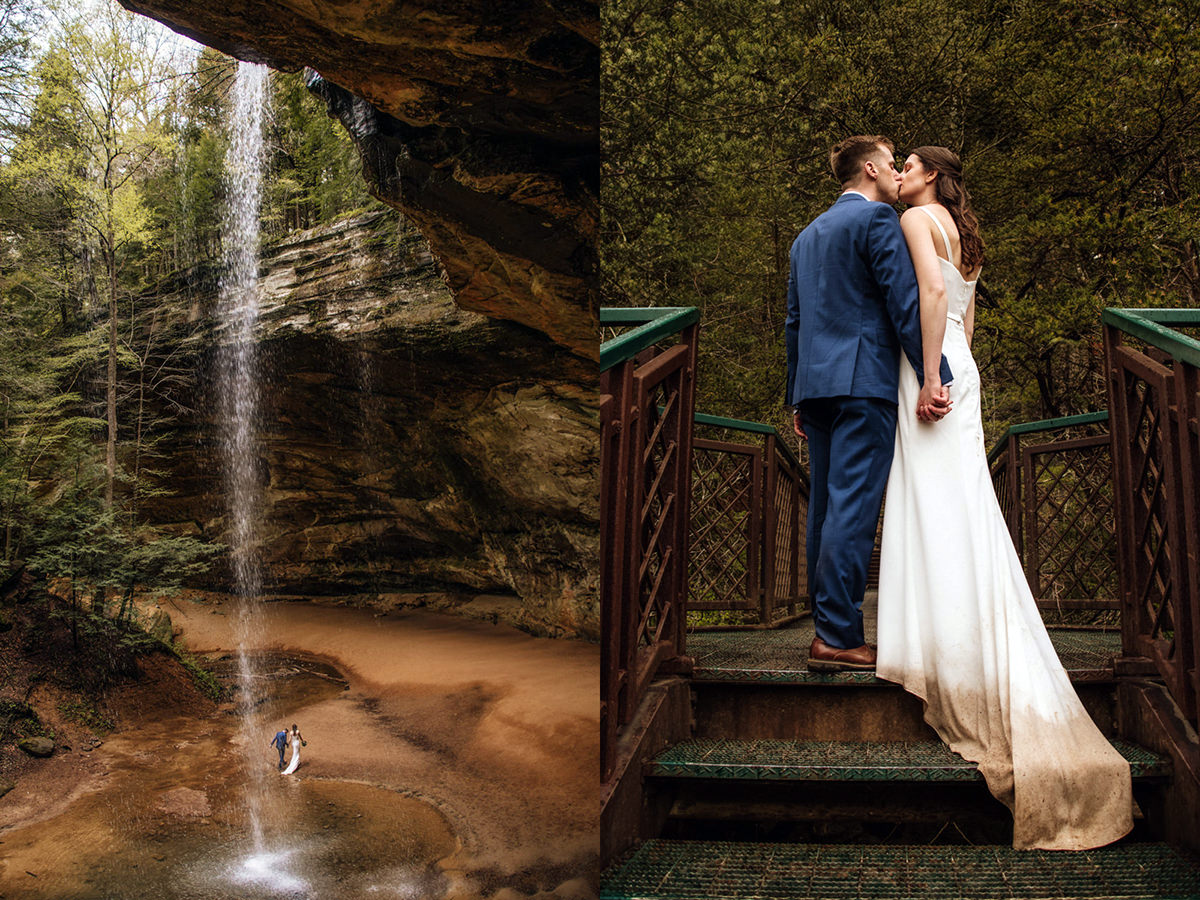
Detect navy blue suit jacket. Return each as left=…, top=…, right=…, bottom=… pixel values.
left=785, top=193, right=953, bottom=407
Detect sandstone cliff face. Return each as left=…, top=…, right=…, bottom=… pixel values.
left=118, top=0, right=598, bottom=359
left=143, top=211, right=598, bottom=638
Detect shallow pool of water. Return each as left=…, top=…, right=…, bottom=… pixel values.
left=1, top=655, right=458, bottom=900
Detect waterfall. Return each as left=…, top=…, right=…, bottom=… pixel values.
left=215, top=60, right=270, bottom=851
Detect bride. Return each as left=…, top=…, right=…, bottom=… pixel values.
left=876, top=146, right=1132, bottom=850
left=281, top=723, right=306, bottom=776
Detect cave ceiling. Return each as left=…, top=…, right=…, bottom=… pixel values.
left=118, top=0, right=599, bottom=358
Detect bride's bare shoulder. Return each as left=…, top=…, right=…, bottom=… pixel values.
left=898, top=206, right=937, bottom=242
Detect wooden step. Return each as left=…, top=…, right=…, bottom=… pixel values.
left=687, top=626, right=1121, bottom=684
left=648, top=739, right=1171, bottom=783
left=601, top=839, right=1200, bottom=900
left=686, top=627, right=1122, bottom=742
left=644, top=739, right=1167, bottom=844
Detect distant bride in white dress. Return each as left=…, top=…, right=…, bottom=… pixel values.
left=281, top=723, right=306, bottom=775
left=876, top=146, right=1132, bottom=850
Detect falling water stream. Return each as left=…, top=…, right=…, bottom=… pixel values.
left=215, top=60, right=270, bottom=856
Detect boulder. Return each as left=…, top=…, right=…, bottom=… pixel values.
left=18, top=737, right=54, bottom=758
left=145, top=607, right=174, bottom=643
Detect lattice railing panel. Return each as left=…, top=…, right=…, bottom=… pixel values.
left=689, top=441, right=757, bottom=611
left=772, top=466, right=797, bottom=602
left=992, top=454, right=1015, bottom=530
left=1104, top=307, right=1199, bottom=725
left=637, top=377, right=682, bottom=649
left=1026, top=438, right=1118, bottom=601
left=600, top=309, right=698, bottom=783
left=1127, top=378, right=1177, bottom=646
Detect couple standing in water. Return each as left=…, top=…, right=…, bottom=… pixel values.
left=785, top=135, right=1132, bottom=850
left=270, top=723, right=306, bottom=775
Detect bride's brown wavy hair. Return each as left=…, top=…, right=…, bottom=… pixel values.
left=911, top=146, right=984, bottom=272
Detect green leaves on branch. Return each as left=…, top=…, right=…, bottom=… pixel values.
left=604, top=0, right=1200, bottom=433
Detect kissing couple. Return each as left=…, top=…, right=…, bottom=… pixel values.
left=784, top=135, right=1132, bottom=851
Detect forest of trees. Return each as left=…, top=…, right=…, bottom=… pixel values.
left=0, top=0, right=377, bottom=628
left=602, top=0, right=1200, bottom=439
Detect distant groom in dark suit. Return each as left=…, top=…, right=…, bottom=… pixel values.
left=784, top=135, right=953, bottom=671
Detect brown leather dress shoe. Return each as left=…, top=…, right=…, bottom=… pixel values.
left=808, top=637, right=877, bottom=671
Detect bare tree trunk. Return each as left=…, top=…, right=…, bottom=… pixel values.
left=106, top=240, right=118, bottom=511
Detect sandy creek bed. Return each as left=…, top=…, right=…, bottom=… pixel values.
left=0, top=600, right=598, bottom=899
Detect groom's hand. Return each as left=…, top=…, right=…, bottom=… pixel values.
left=793, top=410, right=807, bottom=440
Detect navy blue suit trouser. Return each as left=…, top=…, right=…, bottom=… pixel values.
left=799, top=396, right=897, bottom=649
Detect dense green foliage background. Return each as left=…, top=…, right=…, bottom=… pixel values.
left=0, top=0, right=377, bottom=623
left=603, top=0, right=1200, bottom=439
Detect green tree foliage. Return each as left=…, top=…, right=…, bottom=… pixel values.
left=264, top=68, right=377, bottom=234
left=0, top=0, right=42, bottom=153
left=140, top=46, right=236, bottom=275
left=0, top=2, right=376, bottom=645
left=603, top=0, right=1200, bottom=436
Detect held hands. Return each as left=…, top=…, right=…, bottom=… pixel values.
left=793, top=410, right=807, bottom=441
left=917, top=381, right=952, bottom=423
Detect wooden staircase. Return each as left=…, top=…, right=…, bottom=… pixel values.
left=601, top=619, right=1200, bottom=899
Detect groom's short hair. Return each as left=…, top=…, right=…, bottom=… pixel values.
left=830, top=135, right=894, bottom=186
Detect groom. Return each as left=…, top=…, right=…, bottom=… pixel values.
left=785, top=135, right=952, bottom=671
left=270, top=727, right=289, bottom=771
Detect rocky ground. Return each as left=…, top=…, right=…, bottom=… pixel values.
left=0, top=590, right=219, bottom=814
left=0, top=594, right=598, bottom=899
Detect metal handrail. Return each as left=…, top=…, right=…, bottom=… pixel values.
left=693, top=413, right=808, bottom=484
left=1103, top=307, right=1200, bottom=366
left=693, top=412, right=777, bottom=434
left=986, top=411, right=1110, bottom=466
left=600, top=307, right=701, bottom=371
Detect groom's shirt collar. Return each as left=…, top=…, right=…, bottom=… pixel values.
left=841, top=190, right=870, bottom=201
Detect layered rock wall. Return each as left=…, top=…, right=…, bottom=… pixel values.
left=142, top=211, right=597, bottom=638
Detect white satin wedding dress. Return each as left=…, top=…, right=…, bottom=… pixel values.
left=282, top=733, right=301, bottom=775
left=877, top=205, right=1132, bottom=850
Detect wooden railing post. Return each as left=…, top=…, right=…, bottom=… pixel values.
left=1179, top=362, right=1200, bottom=705
left=1102, top=307, right=1200, bottom=724
left=599, top=361, right=631, bottom=782
left=674, top=323, right=698, bottom=656
left=1008, top=432, right=1021, bottom=549
left=600, top=308, right=699, bottom=781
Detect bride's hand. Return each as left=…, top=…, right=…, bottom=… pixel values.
left=917, top=381, right=951, bottom=422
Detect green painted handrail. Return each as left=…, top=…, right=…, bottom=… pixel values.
left=600, top=306, right=700, bottom=372
left=692, top=411, right=807, bottom=479
left=1103, top=307, right=1200, bottom=369
left=986, top=308, right=1200, bottom=464
left=693, top=412, right=778, bottom=436
left=986, top=411, right=1110, bottom=466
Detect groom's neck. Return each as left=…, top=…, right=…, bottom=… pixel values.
left=843, top=183, right=886, bottom=203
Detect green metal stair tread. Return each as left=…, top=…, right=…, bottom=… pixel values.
left=601, top=840, right=1200, bottom=900
left=688, top=627, right=1121, bottom=684
left=648, top=739, right=1171, bottom=782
